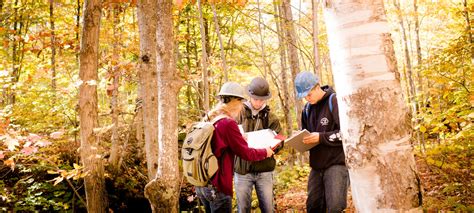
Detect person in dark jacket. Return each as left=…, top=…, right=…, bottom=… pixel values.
left=195, top=82, right=274, bottom=213
left=234, top=77, right=282, bottom=213
left=294, top=71, right=349, bottom=213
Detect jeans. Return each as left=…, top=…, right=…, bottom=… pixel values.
left=306, top=165, right=349, bottom=213
left=234, top=171, right=274, bottom=213
left=195, top=185, right=232, bottom=213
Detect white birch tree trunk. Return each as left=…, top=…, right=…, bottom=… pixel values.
left=137, top=0, right=159, bottom=180
left=323, top=0, right=422, bottom=211
left=78, top=0, right=107, bottom=211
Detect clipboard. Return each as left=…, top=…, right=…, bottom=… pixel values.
left=284, top=129, right=315, bottom=152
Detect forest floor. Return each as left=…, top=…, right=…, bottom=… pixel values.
left=274, top=154, right=473, bottom=212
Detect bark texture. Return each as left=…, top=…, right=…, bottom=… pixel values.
left=137, top=0, right=159, bottom=180
left=144, top=1, right=183, bottom=212
left=78, top=0, right=107, bottom=211
left=323, top=0, right=422, bottom=211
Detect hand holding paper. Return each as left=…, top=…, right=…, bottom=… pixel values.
left=303, top=132, right=320, bottom=144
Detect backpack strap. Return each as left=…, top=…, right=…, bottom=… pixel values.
left=211, top=114, right=229, bottom=124
left=328, top=93, right=336, bottom=113
left=304, top=102, right=311, bottom=120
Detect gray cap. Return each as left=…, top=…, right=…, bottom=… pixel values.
left=247, top=77, right=271, bottom=100
left=217, top=82, right=246, bottom=99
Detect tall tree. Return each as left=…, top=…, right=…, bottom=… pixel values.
left=323, top=0, right=422, bottom=211
left=137, top=0, right=159, bottom=180
left=273, top=0, right=293, bottom=136
left=144, top=1, right=183, bottom=211
left=312, top=0, right=321, bottom=78
left=197, top=0, right=209, bottom=112
left=394, top=0, right=417, bottom=114
left=211, top=3, right=228, bottom=81
left=281, top=0, right=302, bottom=128
left=108, top=3, right=122, bottom=173
left=462, top=0, right=473, bottom=60
left=49, top=0, right=56, bottom=92
left=78, top=0, right=107, bottom=211
left=256, top=0, right=267, bottom=77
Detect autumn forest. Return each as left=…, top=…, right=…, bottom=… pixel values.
left=0, top=0, right=472, bottom=212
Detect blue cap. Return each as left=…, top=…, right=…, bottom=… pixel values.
left=295, top=71, right=319, bottom=99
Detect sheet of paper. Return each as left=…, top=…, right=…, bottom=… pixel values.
left=245, top=129, right=282, bottom=149
left=284, top=129, right=315, bottom=152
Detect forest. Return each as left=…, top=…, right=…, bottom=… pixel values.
left=0, top=0, right=472, bottom=212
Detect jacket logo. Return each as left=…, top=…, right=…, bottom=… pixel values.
left=320, top=117, right=329, bottom=126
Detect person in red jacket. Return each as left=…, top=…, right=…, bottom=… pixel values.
left=195, top=82, right=274, bottom=213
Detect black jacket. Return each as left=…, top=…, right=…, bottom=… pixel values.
left=301, top=86, right=345, bottom=170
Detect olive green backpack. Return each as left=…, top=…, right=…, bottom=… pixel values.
left=181, top=115, right=227, bottom=186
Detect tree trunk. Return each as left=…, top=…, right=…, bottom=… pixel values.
left=144, top=1, right=182, bottom=212
left=281, top=0, right=302, bottom=129
left=463, top=0, right=474, bottom=60
left=273, top=0, right=293, bottom=136
left=78, top=0, right=107, bottom=212
left=312, top=0, right=321, bottom=79
left=49, top=0, right=56, bottom=93
left=256, top=0, right=267, bottom=77
left=137, top=0, right=159, bottom=180
left=197, top=0, right=209, bottom=112
left=76, top=0, right=81, bottom=62
left=413, top=0, right=422, bottom=66
left=211, top=3, right=228, bottom=81
left=394, top=0, right=417, bottom=114
left=109, top=4, right=122, bottom=173
left=323, top=0, right=422, bottom=211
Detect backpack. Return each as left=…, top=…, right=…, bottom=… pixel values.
left=181, top=115, right=227, bottom=186
left=304, top=93, right=336, bottom=119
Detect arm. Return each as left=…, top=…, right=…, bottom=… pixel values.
left=318, top=96, right=342, bottom=146
left=223, top=119, right=272, bottom=161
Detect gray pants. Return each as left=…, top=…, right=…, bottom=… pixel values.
left=306, top=165, right=349, bottom=213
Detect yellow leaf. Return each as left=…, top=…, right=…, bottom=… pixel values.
left=47, top=170, right=58, bottom=174
left=73, top=163, right=82, bottom=170
left=420, top=125, right=426, bottom=133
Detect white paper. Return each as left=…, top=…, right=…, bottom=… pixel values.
left=245, top=129, right=282, bottom=149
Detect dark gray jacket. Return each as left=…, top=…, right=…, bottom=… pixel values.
left=234, top=103, right=282, bottom=174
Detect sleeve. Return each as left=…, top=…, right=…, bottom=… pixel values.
left=319, top=96, right=342, bottom=147
left=223, top=119, right=268, bottom=161
left=268, top=112, right=282, bottom=134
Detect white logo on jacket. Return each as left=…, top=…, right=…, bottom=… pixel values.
left=320, top=117, right=329, bottom=126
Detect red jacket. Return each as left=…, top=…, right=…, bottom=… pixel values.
left=210, top=117, right=267, bottom=196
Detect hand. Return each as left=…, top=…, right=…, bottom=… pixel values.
left=303, top=132, right=320, bottom=144
left=265, top=147, right=274, bottom=158
left=242, top=133, right=248, bottom=141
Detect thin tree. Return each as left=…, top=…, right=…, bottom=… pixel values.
left=273, top=0, right=293, bottom=136
left=394, top=0, right=417, bottom=114
left=312, top=0, right=321, bottom=79
left=281, top=0, right=302, bottom=129
left=144, top=1, right=183, bottom=211
left=323, top=0, right=422, bottom=210
left=49, top=0, right=56, bottom=92
left=197, top=0, right=209, bottom=112
left=109, top=3, right=122, bottom=173
left=78, top=0, right=107, bottom=211
left=462, top=0, right=473, bottom=60
left=211, top=3, right=228, bottom=81
left=256, top=0, right=267, bottom=77
left=137, top=0, right=159, bottom=180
